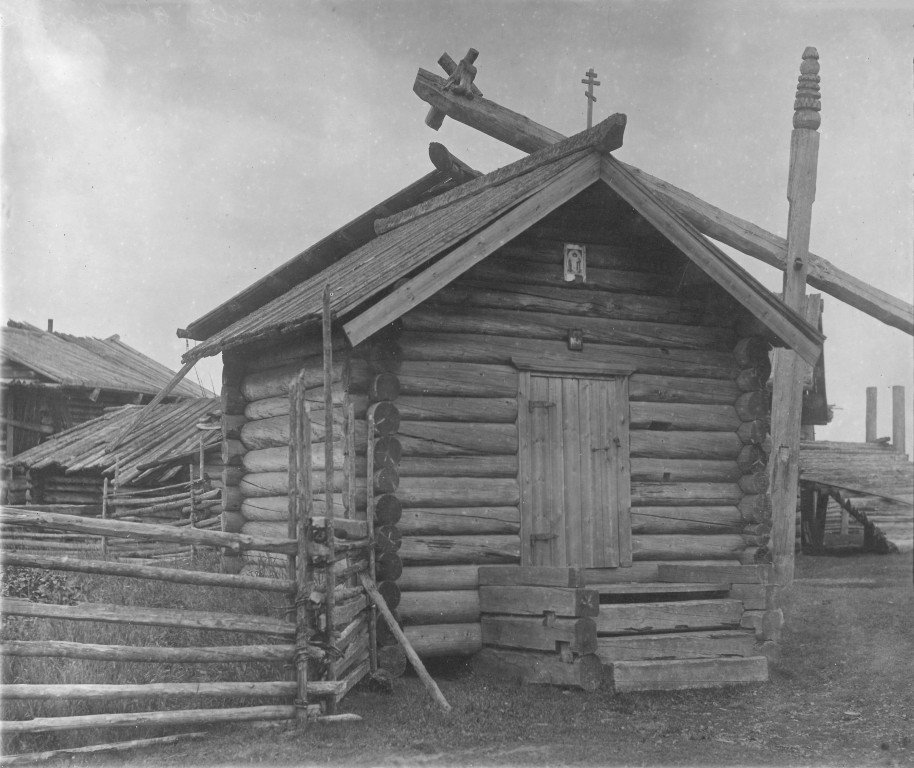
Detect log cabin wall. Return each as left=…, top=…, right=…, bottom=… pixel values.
left=347, top=184, right=773, bottom=647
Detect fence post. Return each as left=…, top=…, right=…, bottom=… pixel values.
left=865, top=387, right=877, bottom=442
left=892, top=385, right=906, bottom=455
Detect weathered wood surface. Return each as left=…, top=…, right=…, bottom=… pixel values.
left=242, top=444, right=344, bottom=473
left=0, top=552, right=294, bottom=594
left=399, top=535, right=520, bottom=565
left=1, top=704, right=297, bottom=735
left=405, top=622, right=482, bottom=657
left=395, top=396, right=517, bottom=423
left=394, top=421, right=517, bottom=455
left=245, top=386, right=345, bottom=420
left=656, top=563, right=774, bottom=584
left=585, top=559, right=741, bottom=585
left=0, top=508, right=296, bottom=555
left=395, top=478, right=519, bottom=507
left=479, top=586, right=599, bottom=617
left=631, top=534, right=751, bottom=561
left=0, top=732, right=209, bottom=766
left=631, top=483, right=741, bottom=506
left=474, top=647, right=604, bottom=691
left=611, top=657, right=767, bottom=691
left=384, top=456, right=519, bottom=478
left=3, top=680, right=336, bottom=700
left=2, top=598, right=295, bottom=636
left=630, top=432, right=743, bottom=460
left=396, top=332, right=739, bottom=379
left=595, top=599, right=743, bottom=635
left=630, top=459, right=741, bottom=482
left=397, top=565, right=479, bottom=591
left=630, top=506, right=744, bottom=535
left=0, top=639, right=294, bottom=663
left=241, top=412, right=344, bottom=449
left=241, top=362, right=342, bottom=402
left=398, top=506, right=520, bottom=535
left=478, top=565, right=585, bottom=588
left=398, top=590, right=481, bottom=624
left=595, top=630, right=756, bottom=662
left=482, top=615, right=597, bottom=654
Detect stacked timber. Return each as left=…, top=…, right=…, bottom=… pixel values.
left=29, top=472, right=104, bottom=506
left=475, top=566, right=603, bottom=691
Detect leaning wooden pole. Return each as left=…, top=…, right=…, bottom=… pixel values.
left=321, top=285, right=337, bottom=708
left=359, top=572, right=451, bottom=712
left=770, top=47, right=821, bottom=585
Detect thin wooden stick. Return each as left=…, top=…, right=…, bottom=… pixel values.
left=100, top=476, right=109, bottom=560
left=366, top=404, right=379, bottom=674
left=0, top=731, right=209, bottom=767
left=322, top=284, right=338, bottom=711
left=292, top=376, right=313, bottom=721
left=359, top=572, right=451, bottom=712
left=1, top=639, right=294, bottom=663
left=4, top=680, right=345, bottom=700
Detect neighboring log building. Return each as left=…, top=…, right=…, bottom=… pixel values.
left=177, top=113, right=834, bottom=690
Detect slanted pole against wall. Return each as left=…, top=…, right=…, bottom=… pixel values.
left=770, top=48, right=821, bottom=585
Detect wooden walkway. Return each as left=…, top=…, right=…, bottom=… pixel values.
left=799, top=441, right=913, bottom=552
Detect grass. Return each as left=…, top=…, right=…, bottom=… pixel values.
left=3, top=549, right=913, bottom=766
left=0, top=550, right=290, bottom=756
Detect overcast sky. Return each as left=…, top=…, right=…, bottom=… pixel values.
left=3, top=1, right=912, bottom=451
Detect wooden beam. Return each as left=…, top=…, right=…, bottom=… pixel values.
left=599, top=155, right=822, bottom=367
left=343, top=153, right=601, bottom=347
left=413, top=67, right=914, bottom=335
left=866, top=387, right=878, bottom=442
left=770, top=48, right=821, bottom=585
left=892, top=385, right=906, bottom=455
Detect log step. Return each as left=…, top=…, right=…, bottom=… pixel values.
left=596, top=599, right=743, bottom=635
left=596, top=629, right=757, bottom=663
left=656, top=564, right=773, bottom=584
left=609, top=656, right=768, bottom=692
left=592, top=582, right=730, bottom=603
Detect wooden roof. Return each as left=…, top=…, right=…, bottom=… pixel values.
left=6, top=398, right=221, bottom=485
left=2, top=322, right=210, bottom=399
left=183, top=116, right=823, bottom=366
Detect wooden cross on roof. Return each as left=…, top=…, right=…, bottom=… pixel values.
left=582, top=68, right=600, bottom=129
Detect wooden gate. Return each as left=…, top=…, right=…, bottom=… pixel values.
left=518, top=371, right=631, bottom=568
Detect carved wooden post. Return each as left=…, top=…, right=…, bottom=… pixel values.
left=769, top=48, right=821, bottom=585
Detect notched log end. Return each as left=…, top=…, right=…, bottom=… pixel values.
left=593, top=113, right=626, bottom=155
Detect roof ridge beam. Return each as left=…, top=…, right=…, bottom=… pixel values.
left=374, top=105, right=625, bottom=235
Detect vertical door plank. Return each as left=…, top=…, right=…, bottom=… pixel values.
left=591, top=379, right=610, bottom=566
left=548, top=376, right=567, bottom=566
left=602, top=378, right=621, bottom=567
left=517, top=371, right=532, bottom=566
left=578, top=377, right=597, bottom=568
left=530, top=375, right=551, bottom=566
left=561, top=377, right=583, bottom=566
left=615, top=376, right=633, bottom=566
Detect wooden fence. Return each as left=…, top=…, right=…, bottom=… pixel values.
left=0, top=371, right=372, bottom=762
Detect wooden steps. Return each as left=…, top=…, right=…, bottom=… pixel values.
left=610, top=656, right=768, bottom=692
left=596, top=599, right=743, bottom=634
left=597, top=629, right=756, bottom=662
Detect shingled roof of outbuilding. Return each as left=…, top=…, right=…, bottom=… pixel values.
left=3, top=322, right=210, bottom=399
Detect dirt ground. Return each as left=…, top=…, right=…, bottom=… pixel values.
left=38, top=550, right=914, bottom=767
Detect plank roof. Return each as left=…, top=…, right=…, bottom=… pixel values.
left=2, top=322, right=209, bottom=399
left=6, top=398, right=221, bottom=486
left=182, top=116, right=823, bottom=365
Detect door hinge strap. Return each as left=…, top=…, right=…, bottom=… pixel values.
left=528, top=400, right=556, bottom=411
left=530, top=533, right=557, bottom=542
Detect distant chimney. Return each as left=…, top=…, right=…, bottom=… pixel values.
left=47, top=319, right=54, bottom=332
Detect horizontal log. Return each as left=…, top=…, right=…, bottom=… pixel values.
left=478, top=566, right=585, bottom=588
left=240, top=412, right=344, bottom=450
left=610, top=657, right=768, bottom=691
left=379, top=456, right=519, bottom=479
left=630, top=506, right=745, bottom=535
left=0, top=731, right=210, bottom=765
left=241, top=361, right=342, bottom=401
left=373, top=466, right=399, bottom=494
left=739, top=472, right=769, bottom=494
left=0, top=639, right=294, bottom=663
left=0, top=704, right=297, bottom=735
left=738, top=494, right=772, bottom=523
left=479, top=585, right=599, bottom=617
left=403, top=304, right=735, bottom=350
left=630, top=431, right=743, bottom=460
left=397, top=565, right=479, bottom=591
left=1, top=681, right=312, bottom=701
left=390, top=361, right=518, bottom=397
left=399, top=535, right=520, bottom=565
left=0, top=552, right=294, bottom=594
left=243, top=385, right=346, bottom=420
left=436, top=280, right=717, bottom=326
left=396, top=478, right=520, bottom=507
left=631, top=534, right=751, bottom=561
left=481, top=615, right=597, bottom=654
left=630, top=402, right=740, bottom=432
left=397, top=332, right=739, bottom=380
left=241, top=495, right=346, bottom=521
left=630, top=459, right=741, bottom=483
left=376, top=525, right=402, bottom=554
left=241, top=334, right=348, bottom=372
left=585, top=559, right=742, bottom=585
left=241, top=471, right=340, bottom=498
left=242, top=443, right=344, bottom=473
left=737, top=420, right=768, bottom=445
left=632, top=483, right=742, bottom=506
left=368, top=401, right=401, bottom=435
left=375, top=494, right=402, bottom=525
left=398, top=507, right=520, bottom=536
left=406, top=622, right=482, bottom=657
left=394, top=422, right=517, bottom=456
left=738, top=445, right=769, bottom=472
left=396, top=396, right=517, bottom=423
left=0, top=508, right=296, bottom=555
left=595, top=599, right=743, bottom=635
left=376, top=551, right=403, bottom=581
left=629, top=374, right=740, bottom=405
left=473, top=647, right=603, bottom=691
left=399, top=590, right=480, bottom=624
left=377, top=580, right=401, bottom=610
left=2, top=597, right=294, bottom=636
left=498, top=237, right=666, bottom=273
left=735, top=365, right=771, bottom=392
left=733, top=337, right=771, bottom=367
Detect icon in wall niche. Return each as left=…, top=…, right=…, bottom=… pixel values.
left=564, top=243, right=586, bottom=283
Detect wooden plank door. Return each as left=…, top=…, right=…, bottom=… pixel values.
left=518, top=372, right=631, bottom=568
